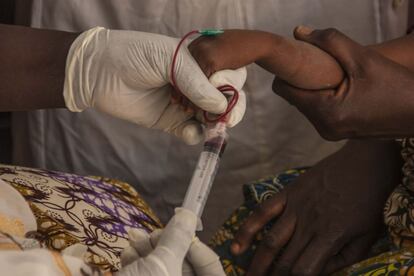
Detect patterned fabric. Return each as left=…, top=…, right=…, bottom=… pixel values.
left=385, top=138, right=414, bottom=249
left=0, top=164, right=162, bottom=271
left=210, top=167, right=414, bottom=275
left=334, top=246, right=414, bottom=276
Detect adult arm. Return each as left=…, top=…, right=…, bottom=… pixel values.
left=0, top=24, right=77, bottom=110
left=233, top=140, right=402, bottom=275
left=0, top=24, right=247, bottom=144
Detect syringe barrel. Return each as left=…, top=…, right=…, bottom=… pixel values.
left=182, top=121, right=228, bottom=225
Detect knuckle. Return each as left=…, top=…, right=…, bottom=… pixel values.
left=263, top=233, right=282, bottom=250
left=316, top=28, right=340, bottom=46
left=254, top=202, right=272, bottom=217
left=237, top=223, right=257, bottom=239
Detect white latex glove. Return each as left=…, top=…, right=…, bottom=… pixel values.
left=115, top=208, right=198, bottom=276
left=64, top=27, right=247, bottom=145
left=121, top=228, right=225, bottom=276
left=207, top=68, right=247, bottom=128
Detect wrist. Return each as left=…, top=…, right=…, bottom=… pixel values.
left=367, top=34, right=414, bottom=72
left=63, top=27, right=105, bottom=112
left=259, top=31, right=345, bottom=89
left=342, top=140, right=402, bottom=180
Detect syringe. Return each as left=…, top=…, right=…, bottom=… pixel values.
left=172, top=29, right=238, bottom=230
left=182, top=121, right=228, bottom=230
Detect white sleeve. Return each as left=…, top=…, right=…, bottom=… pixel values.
left=0, top=248, right=104, bottom=276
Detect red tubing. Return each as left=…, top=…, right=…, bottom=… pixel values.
left=170, top=30, right=239, bottom=123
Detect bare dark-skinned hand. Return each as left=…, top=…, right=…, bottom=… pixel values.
left=273, top=27, right=414, bottom=141
left=231, top=140, right=401, bottom=275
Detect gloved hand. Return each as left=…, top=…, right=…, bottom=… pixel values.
left=121, top=230, right=225, bottom=276
left=64, top=27, right=247, bottom=145
left=119, top=210, right=225, bottom=276
left=114, top=208, right=195, bottom=276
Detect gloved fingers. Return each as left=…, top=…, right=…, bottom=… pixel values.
left=148, top=229, right=196, bottom=276
left=171, top=89, right=198, bottom=114
left=120, top=246, right=139, bottom=267
left=225, top=88, right=246, bottom=127
left=148, top=229, right=163, bottom=245
left=172, top=119, right=204, bottom=145
left=172, top=67, right=248, bottom=128
left=127, top=228, right=154, bottom=257
left=186, top=237, right=225, bottom=276
left=153, top=208, right=197, bottom=261
left=208, top=68, right=247, bottom=127
left=173, top=48, right=228, bottom=115
left=151, top=99, right=204, bottom=145
left=128, top=228, right=151, bottom=243
left=61, top=244, right=88, bottom=258
left=209, top=68, right=247, bottom=91
left=182, top=261, right=196, bottom=276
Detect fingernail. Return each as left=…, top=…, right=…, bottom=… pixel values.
left=296, top=25, right=314, bottom=35
left=231, top=242, right=240, bottom=255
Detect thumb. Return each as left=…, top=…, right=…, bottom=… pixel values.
left=128, top=228, right=155, bottom=257
left=173, top=47, right=228, bottom=114
left=209, top=68, right=247, bottom=91
left=145, top=229, right=197, bottom=276
left=294, top=26, right=364, bottom=72
left=186, top=237, right=225, bottom=276
left=120, top=228, right=153, bottom=267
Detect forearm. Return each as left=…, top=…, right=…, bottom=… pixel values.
left=337, top=139, right=402, bottom=190
left=313, top=139, right=402, bottom=199
left=369, top=34, right=414, bottom=72
left=0, top=24, right=78, bottom=111
left=188, top=29, right=344, bottom=90
left=257, top=32, right=344, bottom=89
left=259, top=32, right=414, bottom=89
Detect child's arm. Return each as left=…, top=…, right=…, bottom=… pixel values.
left=189, top=29, right=414, bottom=90
left=368, top=34, right=414, bottom=72
left=189, top=29, right=344, bottom=89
